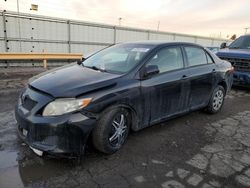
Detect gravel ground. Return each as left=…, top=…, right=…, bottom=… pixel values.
left=1, top=68, right=250, bottom=188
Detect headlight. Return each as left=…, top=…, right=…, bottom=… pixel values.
left=42, top=98, right=92, bottom=116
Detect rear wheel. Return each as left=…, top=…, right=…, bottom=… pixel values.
left=205, top=85, right=225, bottom=114
left=92, top=108, right=130, bottom=154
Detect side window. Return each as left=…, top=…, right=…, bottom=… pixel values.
left=185, top=47, right=207, bottom=67
left=146, top=47, right=184, bottom=74
left=206, top=53, right=214, bottom=64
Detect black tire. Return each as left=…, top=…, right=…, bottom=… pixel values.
left=92, top=107, right=131, bottom=154
left=205, top=85, right=225, bottom=114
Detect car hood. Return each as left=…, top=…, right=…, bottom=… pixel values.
left=29, top=64, right=121, bottom=98
left=216, top=48, right=250, bottom=59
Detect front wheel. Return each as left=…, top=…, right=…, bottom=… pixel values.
left=205, top=85, right=225, bottom=114
left=92, top=108, right=131, bottom=154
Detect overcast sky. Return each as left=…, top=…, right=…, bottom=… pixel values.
left=1, top=0, right=250, bottom=38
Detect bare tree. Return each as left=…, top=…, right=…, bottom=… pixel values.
left=230, top=34, right=237, bottom=40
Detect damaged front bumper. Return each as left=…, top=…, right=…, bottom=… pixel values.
left=15, top=105, right=96, bottom=157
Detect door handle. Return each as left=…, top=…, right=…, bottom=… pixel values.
left=212, top=69, right=216, bottom=73
left=181, top=75, right=188, bottom=80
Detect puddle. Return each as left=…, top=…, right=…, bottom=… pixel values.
left=0, top=151, right=18, bottom=169
left=18, top=157, right=73, bottom=185
left=0, top=149, right=74, bottom=187
left=0, top=151, right=23, bottom=188
left=0, top=166, right=23, bottom=188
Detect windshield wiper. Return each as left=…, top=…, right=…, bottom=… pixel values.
left=229, top=46, right=240, bottom=49
left=84, top=65, right=106, bottom=72
left=91, top=66, right=103, bottom=71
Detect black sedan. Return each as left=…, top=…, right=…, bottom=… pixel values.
left=15, top=42, right=234, bottom=158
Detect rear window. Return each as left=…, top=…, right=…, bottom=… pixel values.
left=185, top=47, right=207, bottom=67
left=206, top=53, right=214, bottom=64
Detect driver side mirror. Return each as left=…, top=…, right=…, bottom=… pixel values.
left=141, top=65, right=159, bottom=79
left=220, top=42, right=227, bottom=49
left=77, top=57, right=86, bottom=65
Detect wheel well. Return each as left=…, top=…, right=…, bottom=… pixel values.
left=218, top=81, right=227, bottom=93
left=122, top=106, right=138, bottom=131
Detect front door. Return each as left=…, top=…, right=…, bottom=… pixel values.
left=140, top=46, right=190, bottom=126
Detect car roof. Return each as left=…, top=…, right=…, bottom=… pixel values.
left=121, top=41, right=204, bottom=48
left=242, top=34, right=250, bottom=37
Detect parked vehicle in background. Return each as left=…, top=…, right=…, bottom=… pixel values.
left=216, top=35, right=250, bottom=86
left=15, top=42, right=233, bottom=159
left=206, top=47, right=220, bottom=54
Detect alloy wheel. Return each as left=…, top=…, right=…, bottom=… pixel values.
left=213, top=89, right=224, bottom=111
left=109, top=114, right=128, bottom=147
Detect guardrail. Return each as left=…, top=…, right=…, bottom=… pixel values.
left=0, top=53, right=83, bottom=68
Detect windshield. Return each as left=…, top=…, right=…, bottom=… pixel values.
left=83, top=43, right=154, bottom=74
left=229, top=35, right=250, bottom=49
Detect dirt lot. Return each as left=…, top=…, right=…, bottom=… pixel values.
left=1, top=68, right=250, bottom=188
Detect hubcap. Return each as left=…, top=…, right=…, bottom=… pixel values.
left=109, top=114, right=127, bottom=147
left=213, top=90, right=224, bottom=111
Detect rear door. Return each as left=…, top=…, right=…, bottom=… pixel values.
left=183, top=46, right=217, bottom=110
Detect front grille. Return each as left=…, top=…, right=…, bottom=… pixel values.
left=220, top=57, right=250, bottom=71
left=22, top=95, right=37, bottom=111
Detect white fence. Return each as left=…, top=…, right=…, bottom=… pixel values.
left=0, top=10, right=229, bottom=56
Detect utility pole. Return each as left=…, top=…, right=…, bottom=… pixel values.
left=17, top=0, right=22, bottom=51
left=244, top=27, right=250, bottom=34
left=157, top=21, right=160, bottom=31
left=118, top=17, right=122, bottom=26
